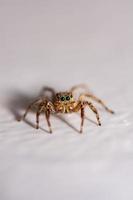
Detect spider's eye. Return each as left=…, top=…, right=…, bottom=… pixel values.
left=61, top=96, right=65, bottom=101
left=66, top=96, right=70, bottom=101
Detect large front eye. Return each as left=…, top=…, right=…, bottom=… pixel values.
left=66, top=96, right=70, bottom=101
left=61, top=96, right=65, bottom=101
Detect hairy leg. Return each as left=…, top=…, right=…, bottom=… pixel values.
left=80, top=106, right=85, bottom=133
left=72, top=102, right=85, bottom=133
left=19, top=99, right=40, bottom=121
left=45, top=110, right=52, bottom=133
left=36, top=108, right=42, bottom=129
left=40, top=86, right=56, bottom=102
left=79, top=94, right=114, bottom=114
left=86, top=102, right=101, bottom=126
left=73, top=101, right=101, bottom=133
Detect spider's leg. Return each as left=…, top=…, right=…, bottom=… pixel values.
left=72, top=101, right=82, bottom=112
left=80, top=94, right=115, bottom=114
left=40, top=86, right=56, bottom=102
left=72, top=101, right=85, bottom=133
left=19, top=99, right=40, bottom=121
left=45, top=110, right=52, bottom=133
left=36, top=108, right=42, bottom=129
left=86, top=101, right=101, bottom=126
left=80, top=106, right=85, bottom=133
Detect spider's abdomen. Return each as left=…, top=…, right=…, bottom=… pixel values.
left=54, top=101, right=76, bottom=113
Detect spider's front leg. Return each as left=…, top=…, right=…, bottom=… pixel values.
left=45, top=110, right=52, bottom=133
left=36, top=107, right=53, bottom=133
left=73, top=102, right=85, bottom=133
left=35, top=101, right=55, bottom=133
left=35, top=101, right=54, bottom=133
left=86, top=101, right=101, bottom=126
left=36, top=108, right=42, bottom=129
left=73, top=101, right=101, bottom=133
left=44, top=101, right=55, bottom=133
left=80, top=105, right=85, bottom=133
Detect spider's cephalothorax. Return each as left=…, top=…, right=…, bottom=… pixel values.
left=54, top=92, right=76, bottom=113
left=19, top=84, right=115, bottom=133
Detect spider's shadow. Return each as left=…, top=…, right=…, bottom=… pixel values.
left=7, top=86, right=97, bottom=134
left=8, top=92, right=34, bottom=121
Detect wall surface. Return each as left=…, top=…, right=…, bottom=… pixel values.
left=0, top=0, right=133, bottom=200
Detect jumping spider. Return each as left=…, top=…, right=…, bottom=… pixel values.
left=19, top=84, right=114, bottom=133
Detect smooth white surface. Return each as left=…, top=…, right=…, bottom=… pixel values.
left=0, top=0, right=133, bottom=200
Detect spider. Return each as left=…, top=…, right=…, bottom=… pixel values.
left=19, top=84, right=115, bottom=133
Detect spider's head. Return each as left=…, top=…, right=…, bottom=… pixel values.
left=56, top=92, right=74, bottom=103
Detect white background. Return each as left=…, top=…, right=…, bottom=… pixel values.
left=0, top=0, right=133, bottom=199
